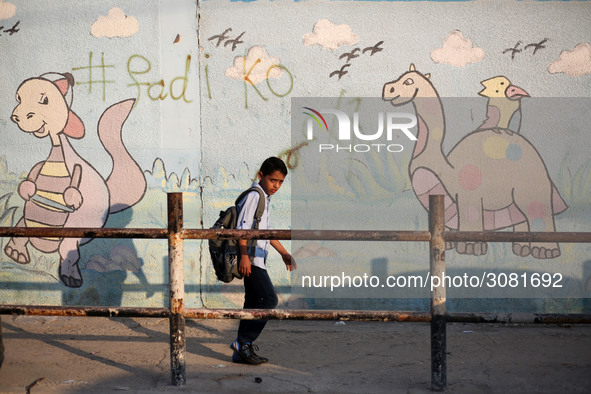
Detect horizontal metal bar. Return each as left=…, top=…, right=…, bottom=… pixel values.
left=0, top=305, right=429, bottom=321
left=2, top=305, right=590, bottom=324
left=0, top=228, right=431, bottom=242
left=292, top=230, right=432, bottom=242
left=444, top=231, right=591, bottom=243
left=184, top=229, right=291, bottom=240
left=0, top=305, right=170, bottom=318
left=2, top=227, right=591, bottom=244
left=184, top=229, right=432, bottom=242
left=184, top=308, right=432, bottom=322
left=0, top=227, right=168, bottom=239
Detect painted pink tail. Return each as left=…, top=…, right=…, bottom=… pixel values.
left=97, top=99, right=146, bottom=214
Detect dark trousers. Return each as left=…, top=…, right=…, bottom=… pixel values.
left=237, top=265, right=278, bottom=344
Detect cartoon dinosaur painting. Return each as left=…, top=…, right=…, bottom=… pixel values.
left=382, top=65, right=567, bottom=259
left=6, top=72, right=146, bottom=287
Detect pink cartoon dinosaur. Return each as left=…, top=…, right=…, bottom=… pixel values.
left=382, top=65, right=567, bottom=259
left=6, top=72, right=146, bottom=287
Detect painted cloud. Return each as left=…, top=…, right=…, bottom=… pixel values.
left=225, top=46, right=283, bottom=85
left=0, top=0, right=15, bottom=20
left=91, top=7, right=139, bottom=38
left=431, top=30, right=485, bottom=67
left=303, top=19, right=359, bottom=50
left=548, top=43, right=591, bottom=77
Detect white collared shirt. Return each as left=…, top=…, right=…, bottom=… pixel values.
left=236, top=182, right=270, bottom=270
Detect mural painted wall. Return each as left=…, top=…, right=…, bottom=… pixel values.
left=0, top=0, right=590, bottom=313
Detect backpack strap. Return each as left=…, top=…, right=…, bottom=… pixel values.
left=235, top=187, right=266, bottom=229
left=235, top=187, right=266, bottom=254
left=252, top=188, right=266, bottom=230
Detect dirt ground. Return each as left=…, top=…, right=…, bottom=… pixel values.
left=0, top=315, right=590, bottom=393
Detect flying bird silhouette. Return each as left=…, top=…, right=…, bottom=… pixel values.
left=208, top=28, right=232, bottom=47
left=503, top=41, right=522, bottom=60
left=3, top=20, right=20, bottom=35
left=339, top=48, right=360, bottom=62
left=224, top=31, right=245, bottom=51
left=524, top=38, right=548, bottom=55
left=330, top=64, right=351, bottom=80
left=362, top=41, right=384, bottom=56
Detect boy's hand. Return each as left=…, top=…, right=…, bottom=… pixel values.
left=281, top=253, right=297, bottom=271
left=239, top=255, right=252, bottom=277
left=270, top=240, right=296, bottom=271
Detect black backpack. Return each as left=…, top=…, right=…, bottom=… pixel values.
left=209, top=187, right=265, bottom=283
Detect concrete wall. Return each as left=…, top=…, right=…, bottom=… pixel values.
left=0, top=0, right=590, bottom=313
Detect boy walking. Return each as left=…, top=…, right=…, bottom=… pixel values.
left=230, top=157, right=296, bottom=365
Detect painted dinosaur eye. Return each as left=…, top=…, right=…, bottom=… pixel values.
left=403, top=78, right=414, bottom=86
left=15, top=93, right=21, bottom=103
left=39, top=94, right=49, bottom=105
left=390, top=87, right=395, bottom=93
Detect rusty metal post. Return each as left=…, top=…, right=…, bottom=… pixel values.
left=429, top=195, right=446, bottom=391
left=168, top=193, right=186, bottom=386
left=0, top=316, right=4, bottom=370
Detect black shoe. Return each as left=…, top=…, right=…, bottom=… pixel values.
left=230, top=340, right=263, bottom=365
left=248, top=343, right=268, bottom=363
left=232, top=351, right=248, bottom=364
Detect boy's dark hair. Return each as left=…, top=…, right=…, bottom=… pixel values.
left=259, top=156, right=288, bottom=176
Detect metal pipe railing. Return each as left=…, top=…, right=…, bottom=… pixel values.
left=3, top=226, right=591, bottom=243
left=2, top=304, right=589, bottom=324
left=1, top=193, right=590, bottom=391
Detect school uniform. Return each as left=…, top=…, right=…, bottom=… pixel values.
left=235, top=182, right=279, bottom=344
